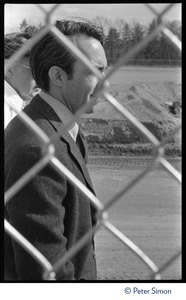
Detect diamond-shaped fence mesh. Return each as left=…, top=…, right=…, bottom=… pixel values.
left=4, top=3, right=181, bottom=280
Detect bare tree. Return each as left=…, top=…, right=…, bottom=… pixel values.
left=92, top=16, right=112, bottom=36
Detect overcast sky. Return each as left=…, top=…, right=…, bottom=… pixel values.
left=4, top=3, right=181, bottom=33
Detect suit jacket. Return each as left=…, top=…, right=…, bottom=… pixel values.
left=4, top=95, right=97, bottom=281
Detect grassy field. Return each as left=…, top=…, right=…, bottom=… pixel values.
left=105, top=65, right=181, bottom=86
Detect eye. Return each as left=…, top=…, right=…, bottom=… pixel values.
left=98, top=66, right=108, bottom=74
left=98, top=67, right=104, bottom=73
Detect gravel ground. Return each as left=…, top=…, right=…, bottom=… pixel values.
left=87, top=155, right=181, bottom=280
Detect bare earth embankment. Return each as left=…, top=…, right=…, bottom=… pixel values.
left=79, top=66, right=181, bottom=157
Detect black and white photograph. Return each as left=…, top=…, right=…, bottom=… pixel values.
left=3, top=3, right=182, bottom=297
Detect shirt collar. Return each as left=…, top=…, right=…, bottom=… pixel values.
left=39, top=90, right=79, bottom=141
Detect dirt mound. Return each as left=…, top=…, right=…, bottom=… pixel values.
left=80, top=82, right=181, bottom=156
left=83, top=81, right=181, bottom=122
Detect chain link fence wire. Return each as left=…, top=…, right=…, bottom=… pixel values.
left=4, top=3, right=181, bottom=280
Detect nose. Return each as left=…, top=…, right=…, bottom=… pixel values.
left=93, top=77, right=110, bottom=98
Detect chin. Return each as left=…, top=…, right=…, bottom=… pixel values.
left=86, top=97, right=97, bottom=114
left=85, top=105, right=94, bottom=114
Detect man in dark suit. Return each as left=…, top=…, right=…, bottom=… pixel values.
left=4, top=19, right=108, bottom=281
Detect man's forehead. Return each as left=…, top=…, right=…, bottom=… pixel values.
left=73, top=35, right=107, bottom=68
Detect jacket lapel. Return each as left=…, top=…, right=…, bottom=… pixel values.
left=30, top=95, right=95, bottom=193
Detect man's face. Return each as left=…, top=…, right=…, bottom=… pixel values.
left=12, top=57, right=36, bottom=101
left=63, top=35, right=108, bottom=114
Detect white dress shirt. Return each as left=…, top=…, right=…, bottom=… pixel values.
left=4, top=80, right=25, bottom=128
left=39, top=91, right=79, bottom=142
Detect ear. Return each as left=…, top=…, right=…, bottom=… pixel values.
left=48, top=66, right=67, bottom=87
left=4, top=59, right=14, bottom=79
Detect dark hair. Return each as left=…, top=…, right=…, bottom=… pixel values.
left=4, top=32, right=31, bottom=59
left=30, top=19, right=104, bottom=92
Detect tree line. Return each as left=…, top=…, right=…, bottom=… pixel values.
left=19, top=17, right=182, bottom=66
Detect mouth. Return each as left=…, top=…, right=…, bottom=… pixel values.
left=90, top=90, right=99, bottom=98
left=90, top=92, right=101, bottom=101
left=89, top=94, right=98, bottom=103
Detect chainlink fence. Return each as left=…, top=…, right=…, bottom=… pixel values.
left=4, top=3, right=181, bottom=281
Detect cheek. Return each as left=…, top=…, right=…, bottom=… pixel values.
left=30, top=79, right=36, bottom=89
left=19, top=70, right=33, bottom=84
left=23, top=74, right=35, bottom=90
left=67, top=75, right=98, bottom=101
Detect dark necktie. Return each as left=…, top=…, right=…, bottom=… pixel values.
left=76, top=129, right=88, bottom=164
